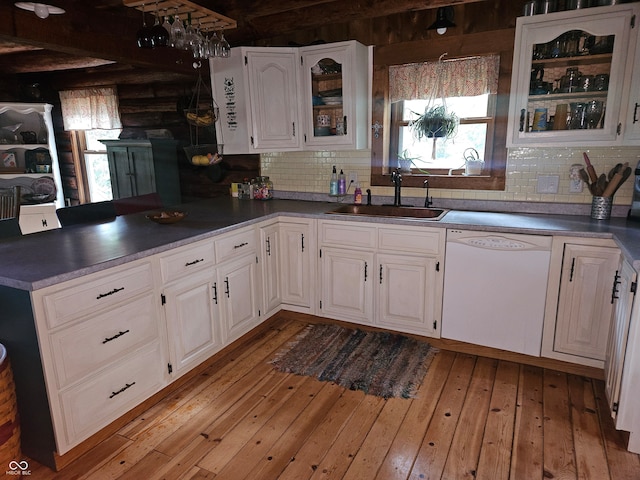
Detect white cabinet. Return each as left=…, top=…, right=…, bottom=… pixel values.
left=0, top=103, right=64, bottom=207
left=259, top=220, right=281, bottom=317
left=319, top=246, right=375, bottom=324
left=605, top=259, right=636, bottom=425
left=210, top=41, right=370, bottom=154
left=507, top=4, right=640, bottom=147
left=318, top=220, right=444, bottom=335
left=279, top=218, right=316, bottom=312
left=214, top=226, right=261, bottom=343
left=300, top=40, right=370, bottom=150
left=542, top=237, right=621, bottom=367
left=211, top=47, right=301, bottom=154
left=31, top=259, right=166, bottom=454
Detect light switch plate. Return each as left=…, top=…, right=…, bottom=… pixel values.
left=537, top=174, right=560, bottom=194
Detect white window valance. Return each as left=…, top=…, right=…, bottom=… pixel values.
left=59, top=87, right=123, bottom=131
left=389, top=54, right=500, bottom=103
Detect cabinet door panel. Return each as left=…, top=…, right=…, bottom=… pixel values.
left=554, top=244, right=620, bottom=360
left=280, top=221, right=314, bottom=308
left=247, top=51, right=300, bottom=150
left=320, top=247, right=374, bottom=324
left=219, top=254, right=260, bottom=342
left=128, top=147, right=155, bottom=195
left=260, top=223, right=281, bottom=315
left=377, top=253, right=439, bottom=337
left=107, top=147, right=133, bottom=199
left=163, top=272, right=221, bottom=374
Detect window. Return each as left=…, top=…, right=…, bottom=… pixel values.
left=392, top=94, right=494, bottom=173
left=82, top=129, right=120, bottom=202
left=370, top=32, right=514, bottom=191
left=388, top=55, right=499, bottom=175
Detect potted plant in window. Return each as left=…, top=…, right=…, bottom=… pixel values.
left=409, top=104, right=458, bottom=140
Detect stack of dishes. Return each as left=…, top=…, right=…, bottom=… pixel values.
left=322, top=96, right=342, bottom=105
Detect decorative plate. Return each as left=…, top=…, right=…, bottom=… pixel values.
left=32, top=176, right=56, bottom=195
left=146, top=211, right=187, bottom=224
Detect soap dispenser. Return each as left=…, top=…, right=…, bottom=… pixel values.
left=338, top=169, right=346, bottom=195
left=330, top=165, right=338, bottom=195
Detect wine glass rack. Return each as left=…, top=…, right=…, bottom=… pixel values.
left=122, top=0, right=237, bottom=31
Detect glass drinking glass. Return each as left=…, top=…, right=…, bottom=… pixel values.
left=585, top=100, right=603, bottom=129
left=219, top=33, right=230, bottom=58
left=171, top=8, right=185, bottom=49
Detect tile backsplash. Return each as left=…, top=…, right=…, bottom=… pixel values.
left=261, top=146, right=638, bottom=206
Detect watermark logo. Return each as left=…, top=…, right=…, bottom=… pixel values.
left=7, top=460, right=31, bottom=475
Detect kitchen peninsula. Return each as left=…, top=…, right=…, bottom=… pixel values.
left=2, top=197, right=640, bottom=468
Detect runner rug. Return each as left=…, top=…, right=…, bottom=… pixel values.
left=270, top=323, right=438, bottom=399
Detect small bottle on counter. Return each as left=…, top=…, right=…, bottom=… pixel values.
left=354, top=183, right=362, bottom=205
left=338, top=169, right=346, bottom=195
left=330, top=166, right=338, bottom=195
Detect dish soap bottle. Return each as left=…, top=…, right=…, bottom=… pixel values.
left=338, top=169, right=346, bottom=195
left=330, top=165, right=338, bottom=195
left=354, top=183, right=362, bottom=205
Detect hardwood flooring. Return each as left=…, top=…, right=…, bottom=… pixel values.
left=29, top=312, right=640, bottom=479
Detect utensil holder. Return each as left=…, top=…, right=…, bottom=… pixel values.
left=591, top=196, right=612, bottom=220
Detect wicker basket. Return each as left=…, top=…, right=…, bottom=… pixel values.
left=184, top=144, right=224, bottom=166
left=0, top=344, right=21, bottom=473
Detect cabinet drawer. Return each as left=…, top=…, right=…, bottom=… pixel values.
left=58, top=341, right=164, bottom=451
left=378, top=226, right=444, bottom=255
left=50, top=294, right=160, bottom=388
left=319, top=220, right=376, bottom=249
left=159, top=240, right=215, bottom=283
left=214, top=227, right=257, bottom=263
left=42, top=262, right=154, bottom=329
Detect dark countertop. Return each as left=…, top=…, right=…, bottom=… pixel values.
left=2, top=197, right=640, bottom=291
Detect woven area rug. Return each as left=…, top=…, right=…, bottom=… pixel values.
left=270, top=323, right=438, bottom=399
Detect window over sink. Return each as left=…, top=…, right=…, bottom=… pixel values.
left=370, top=31, right=514, bottom=191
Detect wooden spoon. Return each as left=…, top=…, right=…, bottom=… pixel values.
left=595, top=173, right=608, bottom=196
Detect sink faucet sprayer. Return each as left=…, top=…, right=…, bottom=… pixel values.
left=424, top=179, right=433, bottom=208
left=391, top=169, right=402, bottom=206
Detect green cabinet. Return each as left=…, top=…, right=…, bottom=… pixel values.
left=102, top=139, right=181, bottom=207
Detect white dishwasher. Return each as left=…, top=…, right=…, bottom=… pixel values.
left=441, top=229, right=552, bottom=356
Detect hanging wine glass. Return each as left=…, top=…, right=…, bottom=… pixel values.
left=219, top=32, right=231, bottom=58
left=136, top=4, right=153, bottom=49
left=171, top=7, right=185, bottom=49
left=210, top=31, right=220, bottom=57
left=150, top=2, right=169, bottom=48
left=161, top=8, right=171, bottom=36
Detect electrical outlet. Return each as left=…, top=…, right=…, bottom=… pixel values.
left=537, top=174, right=560, bottom=194
left=569, top=178, right=583, bottom=193
left=348, top=171, right=358, bottom=185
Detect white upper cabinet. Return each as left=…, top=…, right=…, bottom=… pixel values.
left=210, top=47, right=301, bottom=154
left=300, top=41, right=370, bottom=150
left=507, top=4, right=639, bottom=147
left=210, top=41, right=370, bottom=154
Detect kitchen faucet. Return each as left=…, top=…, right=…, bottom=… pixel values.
left=391, top=169, right=402, bottom=206
left=424, top=179, right=433, bottom=207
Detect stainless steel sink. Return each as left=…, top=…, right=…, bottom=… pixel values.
left=327, top=204, right=448, bottom=220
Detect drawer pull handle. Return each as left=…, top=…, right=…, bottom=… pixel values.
left=301, top=234, right=305, bottom=252
left=185, top=258, right=204, bottom=267
left=102, top=329, right=130, bottom=344
left=97, top=287, right=124, bottom=300
left=109, top=381, right=136, bottom=399
left=225, top=277, right=230, bottom=297
left=212, top=283, right=218, bottom=304
left=233, top=242, right=248, bottom=249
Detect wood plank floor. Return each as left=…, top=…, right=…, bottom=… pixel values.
left=29, top=312, right=640, bottom=479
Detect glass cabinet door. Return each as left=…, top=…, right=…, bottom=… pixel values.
left=507, top=5, right=637, bottom=147
left=309, top=57, right=344, bottom=140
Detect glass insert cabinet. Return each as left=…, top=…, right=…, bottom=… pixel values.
left=507, top=4, right=640, bottom=147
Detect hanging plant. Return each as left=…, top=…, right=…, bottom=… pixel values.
left=409, top=104, right=458, bottom=140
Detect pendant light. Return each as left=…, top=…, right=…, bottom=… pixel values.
left=428, top=6, right=456, bottom=35
left=14, top=2, right=65, bottom=19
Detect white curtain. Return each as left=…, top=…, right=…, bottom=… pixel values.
left=59, top=87, right=123, bottom=130
left=389, top=55, right=500, bottom=103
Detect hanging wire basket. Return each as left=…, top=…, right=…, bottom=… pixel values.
left=183, top=71, right=223, bottom=166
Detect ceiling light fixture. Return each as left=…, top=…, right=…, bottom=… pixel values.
left=14, top=2, right=66, bottom=19
left=428, top=6, right=456, bottom=35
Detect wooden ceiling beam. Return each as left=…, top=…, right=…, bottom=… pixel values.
left=226, top=0, right=489, bottom=43
left=0, top=1, right=198, bottom=76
